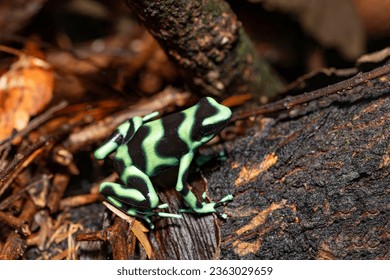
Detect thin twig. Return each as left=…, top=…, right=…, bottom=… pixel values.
left=0, top=174, right=52, bottom=211
left=64, top=88, right=190, bottom=152
left=232, top=63, right=390, bottom=121
left=0, top=101, right=68, bottom=146
left=59, top=193, right=102, bottom=210
left=0, top=211, right=31, bottom=236
left=0, top=143, right=47, bottom=197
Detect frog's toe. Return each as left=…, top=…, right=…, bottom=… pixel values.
left=129, top=211, right=155, bottom=229
left=157, top=203, right=169, bottom=209
left=156, top=211, right=182, bottom=219
left=214, top=194, right=234, bottom=207
left=180, top=193, right=233, bottom=216
left=214, top=209, right=229, bottom=219
left=180, top=206, right=230, bottom=220
left=143, top=217, right=155, bottom=229
left=137, top=210, right=181, bottom=229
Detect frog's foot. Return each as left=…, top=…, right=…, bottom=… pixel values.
left=124, top=206, right=181, bottom=229
left=154, top=210, right=182, bottom=219
left=154, top=203, right=182, bottom=218
left=180, top=193, right=233, bottom=218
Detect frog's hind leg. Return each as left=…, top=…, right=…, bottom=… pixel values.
left=118, top=165, right=183, bottom=215
left=179, top=190, right=234, bottom=217
left=113, top=203, right=181, bottom=229
left=195, top=192, right=234, bottom=219
left=99, top=166, right=181, bottom=228
left=104, top=194, right=156, bottom=228
left=175, top=152, right=233, bottom=216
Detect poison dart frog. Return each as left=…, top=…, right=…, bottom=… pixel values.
left=94, top=97, right=233, bottom=228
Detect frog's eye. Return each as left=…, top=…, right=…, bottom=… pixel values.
left=200, top=117, right=229, bottom=138
left=199, top=124, right=216, bottom=137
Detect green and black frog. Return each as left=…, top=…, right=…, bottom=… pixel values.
left=94, top=97, right=233, bottom=228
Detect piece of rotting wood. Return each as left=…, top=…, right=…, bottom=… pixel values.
left=207, top=62, right=390, bottom=259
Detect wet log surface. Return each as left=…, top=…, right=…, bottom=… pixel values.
left=206, top=66, right=389, bottom=259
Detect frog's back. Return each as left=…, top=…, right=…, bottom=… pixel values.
left=126, top=112, right=190, bottom=176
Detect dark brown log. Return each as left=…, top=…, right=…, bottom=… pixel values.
left=206, top=63, right=390, bottom=259
left=125, top=0, right=282, bottom=99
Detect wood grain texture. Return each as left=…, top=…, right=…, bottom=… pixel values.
left=147, top=170, right=220, bottom=260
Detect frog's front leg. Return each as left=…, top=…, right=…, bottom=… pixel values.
left=99, top=165, right=181, bottom=228
left=176, top=152, right=233, bottom=216
left=94, top=112, right=159, bottom=160
left=94, top=118, right=140, bottom=160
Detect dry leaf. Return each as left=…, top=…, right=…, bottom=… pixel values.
left=0, top=50, right=54, bottom=140
left=131, top=220, right=152, bottom=259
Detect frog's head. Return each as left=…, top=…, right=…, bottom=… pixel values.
left=193, top=97, right=232, bottom=144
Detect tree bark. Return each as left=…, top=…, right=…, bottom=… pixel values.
left=125, top=0, right=282, bottom=100
left=207, top=63, right=389, bottom=259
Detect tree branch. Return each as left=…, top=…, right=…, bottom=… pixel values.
left=125, top=0, right=282, bottom=99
